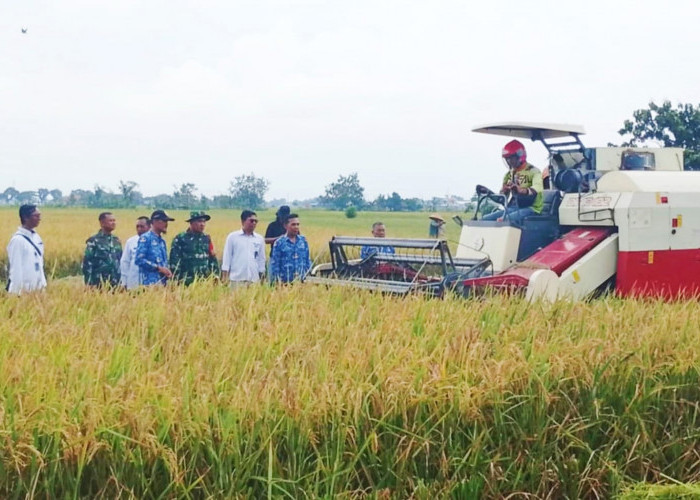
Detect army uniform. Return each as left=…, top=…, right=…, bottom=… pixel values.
left=170, top=211, right=220, bottom=285
left=82, top=230, right=122, bottom=287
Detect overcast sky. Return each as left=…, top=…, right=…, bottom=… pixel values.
left=2, top=0, right=699, bottom=201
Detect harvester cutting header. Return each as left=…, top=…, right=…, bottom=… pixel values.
left=309, top=122, right=699, bottom=300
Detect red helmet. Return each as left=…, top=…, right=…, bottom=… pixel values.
left=502, top=140, right=526, bottom=167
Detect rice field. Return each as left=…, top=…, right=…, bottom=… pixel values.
left=0, top=208, right=464, bottom=280
left=1, top=208, right=699, bottom=498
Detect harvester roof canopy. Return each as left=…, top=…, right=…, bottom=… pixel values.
left=472, top=122, right=586, bottom=140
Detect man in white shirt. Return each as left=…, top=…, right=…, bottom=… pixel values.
left=6, top=204, right=47, bottom=294
left=221, top=210, right=266, bottom=286
left=119, top=216, right=151, bottom=290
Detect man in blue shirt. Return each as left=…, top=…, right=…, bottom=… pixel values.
left=135, top=210, right=174, bottom=286
left=360, top=222, right=395, bottom=260
left=269, top=213, right=312, bottom=283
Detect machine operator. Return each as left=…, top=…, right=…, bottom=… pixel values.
left=483, top=140, right=544, bottom=224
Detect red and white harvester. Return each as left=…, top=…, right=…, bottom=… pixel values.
left=310, top=123, right=699, bottom=301
left=457, top=122, right=697, bottom=300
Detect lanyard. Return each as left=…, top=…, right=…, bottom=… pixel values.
left=18, top=234, right=42, bottom=257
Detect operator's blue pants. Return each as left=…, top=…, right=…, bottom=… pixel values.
left=482, top=206, right=537, bottom=225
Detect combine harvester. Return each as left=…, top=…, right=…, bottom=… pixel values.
left=309, top=123, right=700, bottom=300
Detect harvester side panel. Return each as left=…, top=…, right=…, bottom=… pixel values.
left=525, top=227, right=614, bottom=274
left=559, top=234, right=619, bottom=300
left=612, top=187, right=700, bottom=298
left=459, top=227, right=613, bottom=296
left=616, top=249, right=700, bottom=299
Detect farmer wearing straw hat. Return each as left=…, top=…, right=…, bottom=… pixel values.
left=170, top=211, right=220, bottom=286
left=428, top=213, right=445, bottom=238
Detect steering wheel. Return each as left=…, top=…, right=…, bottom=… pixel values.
left=475, top=184, right=494, bottom=196
left=472, top=185, right=508, bottom=221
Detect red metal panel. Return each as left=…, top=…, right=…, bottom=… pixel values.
left=526, top=227, right=614, bottom=274
left=616, top=250, right=700, bottom=299
left=460, top=227, right=614, bottom=293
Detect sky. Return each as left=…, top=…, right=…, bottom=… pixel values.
left=2, top=0, right=700, bottom=202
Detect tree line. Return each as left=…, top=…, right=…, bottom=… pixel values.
left=0, top=172, right=449, bottom=212
left=0, top=174, right=272, bottom=210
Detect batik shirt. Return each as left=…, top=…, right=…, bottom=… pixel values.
left=170, top=230, right=220, bottom=285
left=82, top=230, right=122, bottom=287
left=135, top=230, right=169, bottom=286
left=269, top=234, right=312, bottom=283
left=360, top=243, right=396, bottom=260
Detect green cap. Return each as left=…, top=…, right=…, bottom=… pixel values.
left=186, top=211, right=211, bottom=222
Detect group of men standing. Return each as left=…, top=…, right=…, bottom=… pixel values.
left=5, top=204, right=312, bottom=294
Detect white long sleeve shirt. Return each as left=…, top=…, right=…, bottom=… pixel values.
left=119, top=234, right=141, bottom=290
left=7, top=227, right=47, bottom=294
left=221, top=230, right=266, bottom=282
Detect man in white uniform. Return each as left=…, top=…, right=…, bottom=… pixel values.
left=221, top=210, right=266, bottom=287
left=6, top=204, right=46, bottom=294
left=119, top=216, right=151, bottom=290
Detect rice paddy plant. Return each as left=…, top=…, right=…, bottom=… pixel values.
left=0, top=280, right=699, bottom=497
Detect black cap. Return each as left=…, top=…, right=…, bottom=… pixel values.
left=151, top=209, right=175, bottom=222
left=276, top=205, right=291, bottom=216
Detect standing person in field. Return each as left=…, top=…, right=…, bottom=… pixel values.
left=6, top=204, right=46, bottom=294
left=135, top=209, right=174, bottom=286
left=360, top=222, right=395, bottom=259
left=221, top=210, right=266, bottom=287
left=428, top=214, right=445, bottom=238
left=119, top=216, right=151, bottom=290
left=82, top=212, right=122, bottom=288
left=483, top=139, right=544, bottom=224
left=170, top=211, right=220, bottom=286
left=269, top=213, right=312, bottom=283
left=264, top=205, right=290, bottom=249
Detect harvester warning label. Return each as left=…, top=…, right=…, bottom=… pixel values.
left=648, top=251, right=654, bottom=264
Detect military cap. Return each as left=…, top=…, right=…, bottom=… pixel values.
left=186, top=210, right=211, bottom=222
left=151, top=209, right=175, bottom=221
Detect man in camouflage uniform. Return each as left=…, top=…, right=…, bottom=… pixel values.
left=82, top=212, right=123, bottom=287
left=170, top=211, right=220, bottom=285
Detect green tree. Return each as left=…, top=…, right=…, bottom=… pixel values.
left=320, top=173, right=365, bottom=210
left=16, top=191, right=38, bottom=204
left=618, top=101, right=700, bottom=170
left=49, top=189, right=63, bottom=205
left=387, top=192, right=403, bottom=212
left=37, top=188, right=50, bottom=204
left=172, top=183, right=198, bottom=209
left=229, top=173, right=270, bottom=209
left=2, top=187, right=19, bottom=205
left=88, top=185, right=107, bottom=208
left=119, top=180, right=140, bottom=207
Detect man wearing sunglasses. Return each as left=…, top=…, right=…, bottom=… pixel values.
left=221, top=210, right=266, bottom=287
